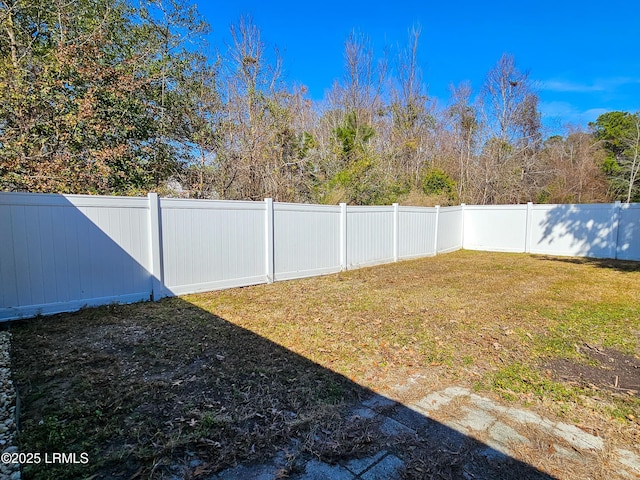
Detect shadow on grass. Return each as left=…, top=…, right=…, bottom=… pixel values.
left=10, top=298, right=556, bottom=480
left=534, top=255, right=640, bottom=272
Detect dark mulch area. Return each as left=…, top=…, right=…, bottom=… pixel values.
left=10, top=299, right=373, bottom=480
left=547, top=344, right=640, bottom=396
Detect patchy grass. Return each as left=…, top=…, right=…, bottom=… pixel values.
left=535, top=303, right=640, bottom=357
left=486, top=362, right=581, bottom=403
left=10, top=250, right=640, bottom=479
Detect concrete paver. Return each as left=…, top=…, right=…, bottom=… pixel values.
left=615, top=448, right=640, bottom=475
left=470, top=393, right=509, bottom=414
left=379, top=416, right=416, bottom=436
left=477, top=445, right=510, bottom=462
left=551, top=444, right=584, bottom=462
left=553, top=421, right=604, bottom=450
left=349, top=406, right=377, bottom=420
left=209, top=386, right=638, bottom=480
left=215, top=463, right=280, bottom=480
left=296, top=460, right=353, bottom=480
left=360, top=454, right=404, bottom=480
left=488, top=421, right=531, bottom=448
left=457, top=406, right=496, bottom=431
left=344, top=451, right=387, bottom=475
left=412, top=386, right=469, bottom=414
left=505, top=406, right=546, bottom=425
left=361, top=394, right=396, bottom=411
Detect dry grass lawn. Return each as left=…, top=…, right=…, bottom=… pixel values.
left=11, top=250, right=640, bottom=479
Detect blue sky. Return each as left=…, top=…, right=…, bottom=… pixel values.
left=198, top=0, right=640, bottom=133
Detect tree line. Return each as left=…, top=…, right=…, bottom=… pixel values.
left=1, top=0, right=639, bottom=204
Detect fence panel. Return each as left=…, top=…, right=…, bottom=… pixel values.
left=617, top=204, right=640, bottom=261
left=437, top=206, right=463, bottom=254
left=159, top=198, right=266, bottom=295
left=463, top=205, right=528, bottom=252
left=346, top=206, right=394, bottom=267
left=274, top=203, right=341, bottom=281
left=398, top=207, right=437, bottom=259
left=529, top=204, right=617, bottom=258
left=2, top=192, right=639, bottom=322
left=0, top=193, right=152, bottom=320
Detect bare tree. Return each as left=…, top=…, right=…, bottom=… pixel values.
left=388, top=26, right=436, bottom=187
left=478, top=54, right=542, bottom=204
left=214, top=17, right=313, bottom=201
left=539, top=129, right=609, bottom=203
left=446, top=81, right=479, bottom=201
left=313, top=31, right=390, bottom=204
left=341, top=31, right=386, bottom=122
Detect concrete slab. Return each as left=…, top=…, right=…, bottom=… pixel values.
left=424, top=419, right=469, bottom=447
left=477, top=445, right=510, bottom=462
left=488, top=421, right=530, bottom=447
left=442, top=419, right=470, bottom=436
left=442, top=386, right=471, bottom=398
left=344, top=451, right=387, bottom=475
left=379, top=416, right=416, bottom=436
left=297, top=460, right=353, bottom=480
left=388, top=405, right=432, bottom=433
left=616, top=448, right=640, bottom=474
left=506, top=407, right=547, bottom=427
left=216, top=463, right=280, bottom=480
left=412, top=392, right=453, bottom=414
left=552, top=444, right=584, bottom=462
left=362, top=394, right=396, bottom=411
left=552, top=422, right=604, bottom=451
left=349, top=407, right=377, bottom=420
left=412, top=387, right=470, bottom=415
left=469, top=394, right=509, bottom=414
left=360, top=454, right=405, bottom=480
left=457, top=407, right=496, bottom=431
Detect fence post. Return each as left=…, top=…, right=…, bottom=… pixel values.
left=433, top=205, right=440, bottom=255
left=525, top=202, right=533, bottom=254
left=393, top=203, right=399, bottom=262
left=460, top=203, right=466, bottom=249
left=611, top=201, right=622, bottom=259
left=148, top=192, right=164, bottom=300
left=340, top=203, right=347, bottom=270
left=265, top=198, right=274, bottom=283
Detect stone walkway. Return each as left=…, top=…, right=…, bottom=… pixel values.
left=208, top=387, right=640, bottom=480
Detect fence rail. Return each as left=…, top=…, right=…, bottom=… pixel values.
left=1, top=193, right=638, bottom=321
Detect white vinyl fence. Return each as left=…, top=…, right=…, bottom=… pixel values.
left=0, top=193, right=153, bottom=320
left=159, top=198, right=267, bottom=295
left=1, top=192, right=639, bottom=321
left=463, top=202, right=640, bottom=260
left=274, top=202, right=342, bottom=281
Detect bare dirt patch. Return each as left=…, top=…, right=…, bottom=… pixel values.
left=547, top=344, right=640, bottom=396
